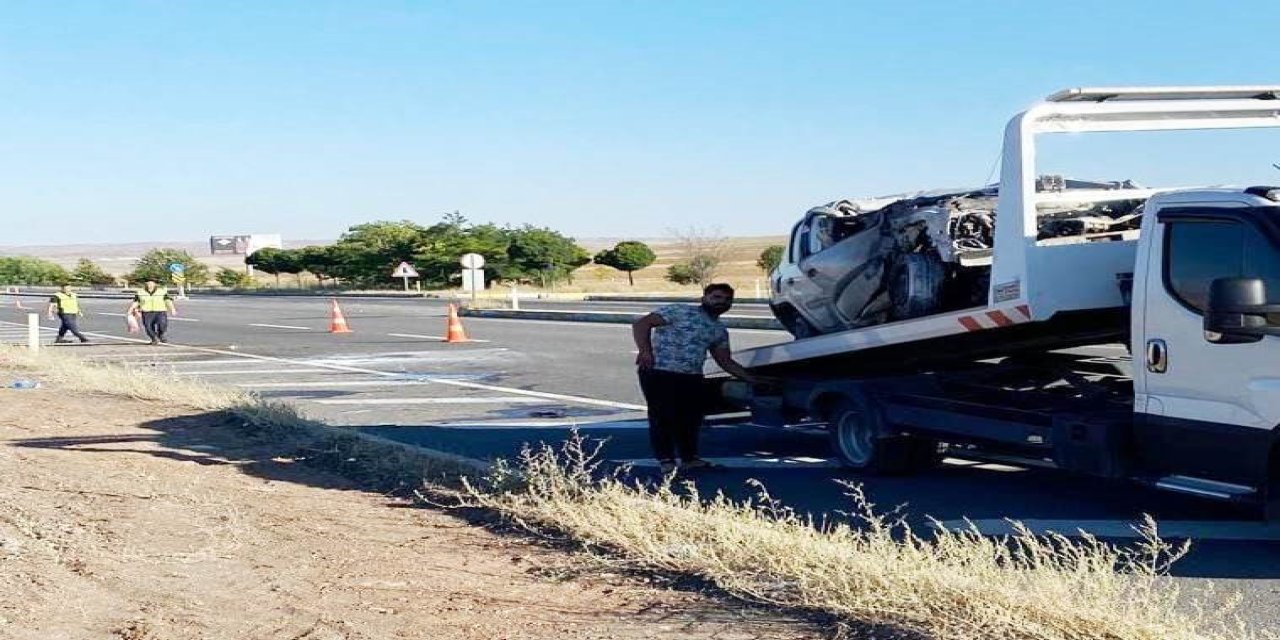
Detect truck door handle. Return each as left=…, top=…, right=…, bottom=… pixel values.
left=1145, top=339, right=1168, bottom=374
left=805, top=268, right=818, bottom=277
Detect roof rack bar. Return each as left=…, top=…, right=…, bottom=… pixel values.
left=1046, top=86, right=1280, bottom=103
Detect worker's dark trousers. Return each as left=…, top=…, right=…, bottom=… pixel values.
left=56, top=313, right=87, bottom=341
left=141, top=311, right=168, bottom=343
left=638, top=369, right=707, bottom=462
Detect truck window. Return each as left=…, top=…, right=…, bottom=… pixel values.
left=1165, top=219, right=1280, bottom=315
left=1166, top=221, right=1244, bottom=312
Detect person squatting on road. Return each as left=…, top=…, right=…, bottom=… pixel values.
left=632, top=283, right=759, bottom=474
left=46, top=284, right=89, bottom=344
left=127, top=280, right=177, bottom=345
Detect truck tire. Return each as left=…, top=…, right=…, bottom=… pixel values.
left=889, top=253, right=944, bottom=321
left=826, top=394, right=915, bottom=474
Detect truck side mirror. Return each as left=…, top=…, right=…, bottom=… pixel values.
left=1205, top=278, right=1268, bottom=344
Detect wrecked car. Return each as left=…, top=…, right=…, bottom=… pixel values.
left=770, top=176, right=1147, bottom=338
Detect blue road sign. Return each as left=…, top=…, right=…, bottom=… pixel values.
left=168, top=263, right=185, bottom=274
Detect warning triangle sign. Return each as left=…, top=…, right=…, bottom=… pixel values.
left=391, top=262, right=419, bottom=278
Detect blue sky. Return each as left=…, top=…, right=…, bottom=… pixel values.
left=3, top=1, right=1280, bottom=245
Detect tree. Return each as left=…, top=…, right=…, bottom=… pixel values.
left=215, top=267, right=254, bottom=288
left=594, top=241, right=656, bottom=286
left=126, top=249, right=209, bottom=286
left=70, top=258, right=116, bottom=286
left=245, top=247, right=287, bottom=287
left=328, top=220, right=431, bottom=288
left=0, top=257, right=69, bottom=286
left=296, top=245, right=342, bottom=288
left=505, top=226, right=591, bottom=288
left=757, top=245, right=784, bottom=274
left=665, top=227, right=727, bottom=287
left=274, top=249, right=305, bottom=287
left=665, top=254, right=719, bottom=287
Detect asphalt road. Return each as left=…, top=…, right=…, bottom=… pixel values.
left=3, top=293, right=1278, bottom=630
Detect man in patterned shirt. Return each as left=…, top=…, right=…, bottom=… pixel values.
left=632, top=283, right=758, bottom=473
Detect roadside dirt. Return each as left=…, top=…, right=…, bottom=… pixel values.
left=0, top=384, right=825, bottom=640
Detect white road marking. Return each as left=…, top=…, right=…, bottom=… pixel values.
left=313, top=397, right=545, bottom=405
left=387, top=332, right=491, bottom=343
left=168, top=317, right=199, bottom=322
left=236, top=379, right=430, bottom=388
left=173, top=369, right=317, bottom=376
left=616, top=456, right=839, bottom=469
left=249, top=323, right=311, bottom=330
left=0, top=320, right=648, bottom=411
left=931, top=518, right=1280, bottom=542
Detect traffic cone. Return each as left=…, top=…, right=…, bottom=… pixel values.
left=329, top=299, right=353, bottom=334
left=13, top=297, right=27, bottom=310
left=444, top=304, right=469, bottom=343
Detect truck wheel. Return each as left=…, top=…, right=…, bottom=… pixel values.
left=826, top=395, right=914, bottom=474
left=889, top=253, right=944, bottom=321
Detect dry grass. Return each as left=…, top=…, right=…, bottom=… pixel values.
left=465, top=436, right=1272, bottom=640
left=0, top=345, right=483, bottom=490
left=4, top=345, right=1273, bottom=640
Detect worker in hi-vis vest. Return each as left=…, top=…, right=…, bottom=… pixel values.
left=126, top=280, right=177, bottom=345
left=46, top=283, right=89, bottom=344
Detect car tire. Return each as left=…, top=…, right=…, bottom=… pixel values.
left=889, top=253, right=944, bottom=321
left=826, top=394, right=915, bottom=474
left=774, top=304, right=820, bottom=339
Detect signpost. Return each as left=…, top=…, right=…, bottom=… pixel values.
left=459, top=253, right=485, bottom=304
left=391, top=261, right=419, bottom=292
left=168, top=263, right=187, bottom=299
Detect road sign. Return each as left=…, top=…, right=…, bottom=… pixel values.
left=168, top=263, right=185, bottom=274
left=461, top=268, right=485, bottom=295
left=460, top=253, right=485, bottom=269
left=170, top=272, right=186, bottom=285
left=391, top=262, right=419, bottom=278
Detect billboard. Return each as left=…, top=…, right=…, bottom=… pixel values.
left=210, top=234, right=283, bottom=256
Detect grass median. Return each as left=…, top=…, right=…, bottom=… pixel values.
left=1, top=345, right=1270, bottom=640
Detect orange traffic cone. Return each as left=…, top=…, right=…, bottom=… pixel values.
left=329, top=299, right=353, bottom=334
left=445, top=304, right=469, bottom=343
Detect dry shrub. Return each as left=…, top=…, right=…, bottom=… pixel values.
left=466, top=435, right=1271, bottom=640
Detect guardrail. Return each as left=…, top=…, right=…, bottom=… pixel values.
left=457, top=307, right=784, bottom=330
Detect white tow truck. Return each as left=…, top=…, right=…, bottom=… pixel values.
left=727, top=86, right=1280, bottom=517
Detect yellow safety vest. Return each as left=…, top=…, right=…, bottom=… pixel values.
left=53, top=292, right=79, bottom=314
left=137, top=287, right=169, bottom=312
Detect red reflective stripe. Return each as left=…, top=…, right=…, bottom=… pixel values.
left=958, top=316, right=984, bottom=332
left=986, top=310, right=1014, bottom=327
left=1015, top=305, right=1031, bottom=320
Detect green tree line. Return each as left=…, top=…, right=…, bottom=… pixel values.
left=246, top=214, right=600, bottom=289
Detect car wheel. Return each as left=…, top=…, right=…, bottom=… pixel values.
left=889, top=253, right=944, bottom=321
left=774, top=304, right=820, bottom=339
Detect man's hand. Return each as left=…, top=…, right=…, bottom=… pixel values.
left=635, top=349, right=655, bottom=370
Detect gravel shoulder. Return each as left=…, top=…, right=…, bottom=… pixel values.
left=0, top=383, right=824, bottom=640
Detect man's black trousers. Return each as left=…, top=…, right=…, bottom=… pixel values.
left=56, top=313, right=87, bottom=341
left=141, top=311, right=168, bottom=342
left=638, top=368, right=708, bottom=462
